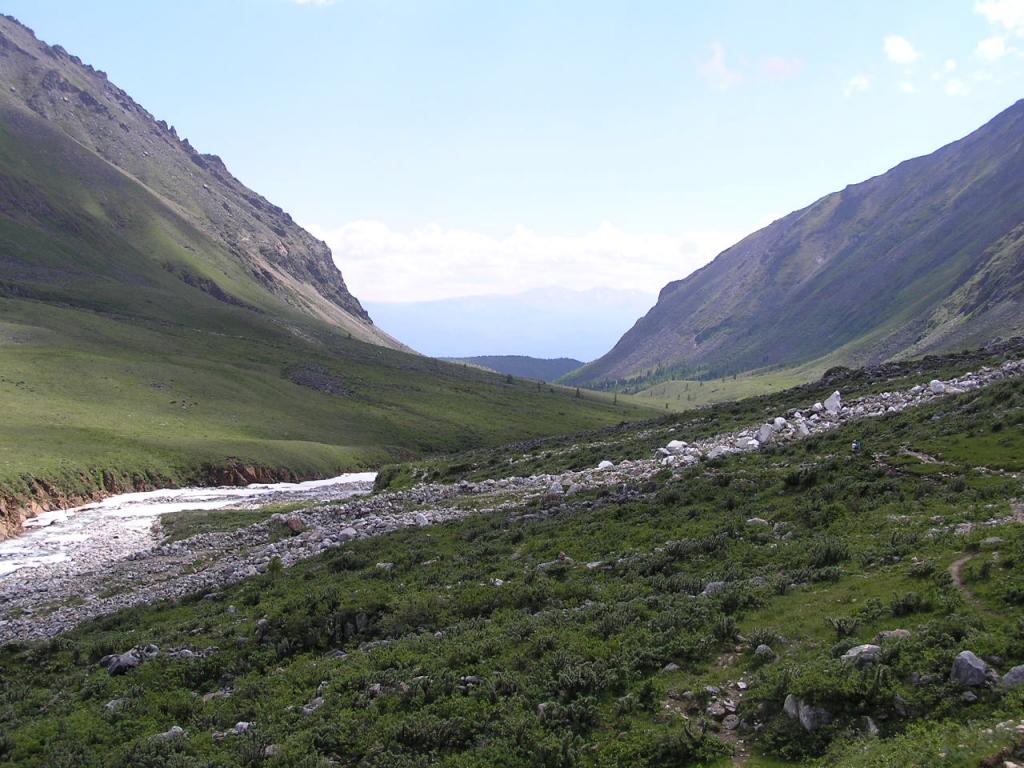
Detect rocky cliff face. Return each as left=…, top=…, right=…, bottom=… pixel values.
left=0, top=14, right=400, bottom=347
left=569, top=100, right=1024, bottom=385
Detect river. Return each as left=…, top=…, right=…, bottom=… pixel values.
left=0, top=472, right=376, bottom=578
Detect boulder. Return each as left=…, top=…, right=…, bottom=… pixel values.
left=597, top=460, right=614, bottom=470
left=548, top=481, right=564, bottom=496
left=102, top=649, right=143, bottom=676
left=754, top=644, right=774, bottom=659
left=700, top=581, right=727, bottom=597
left=875, top=629, right=911, bottom=643
left=772, top=417, right=788, bottom=431
left=841, top=644, right=882, bottom=666
left=823, top=391, right=842, bottom=414
left=666, top=440, right=686, bottom=453
left=747, top=517, right=770, bottom=527
left=783, top=694, right=832, bottom=732
left=950, top=650, right=987, bottom=686
left=756, top=423, right=774, bottom=443
left=783, top=693, right=800, bottom=719
left=285, top=516, right=306, bottom=534
left=929, top=379, right=945, bottom=394
left=1003, top=665, right=1024, bottom=689
left=302, top=696, right=325, bottom=715
left=799, top=702, right=833, bottom=732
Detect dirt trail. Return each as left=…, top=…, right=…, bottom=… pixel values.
left=949, top=554, right=977, bottom=604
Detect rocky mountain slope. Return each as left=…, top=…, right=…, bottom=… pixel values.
left=569, top=100, right=1024, bottom=386
left=0, top=14, right=397, bottom=347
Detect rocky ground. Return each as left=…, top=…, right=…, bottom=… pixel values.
left=1, top=358, right=1022, bottom=645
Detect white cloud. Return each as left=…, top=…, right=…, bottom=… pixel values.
left=884, top=35, right=921, bottom=63
left=945, top=77, right=970, bottom=96
left=310, top=221, right=740, bottom=303
left=700, top=43, right=743, bottom=90
left=899, top=81, right=917, bottom=94
left=843, top=74, right=871, bottom=96
left=975, top=0, right=1024, bottom=34
left=945, top=58, right=958, bottom=71
left=760, top=56, right=802, bottom=79
left=977, top=34, right=1009, bottom=58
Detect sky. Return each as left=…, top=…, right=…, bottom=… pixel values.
left=5, top=0, right=1024, bottom=303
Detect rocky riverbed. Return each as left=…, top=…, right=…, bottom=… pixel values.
left=1, top=358, right=1022, bottom=644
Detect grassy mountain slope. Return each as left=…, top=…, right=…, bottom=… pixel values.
left=0, top=17, right=652, bottom=530
left=3, top=346, right=1023, bottom=766
left=0, top=15, right=392, bottom=346
left=447, top=356, right=585, bottom=382
left=569, top=100, right=1024, bottom=387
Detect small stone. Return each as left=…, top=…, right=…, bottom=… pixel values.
left=375, top=562, right=395, bottom=571
left=104, top=698, right=124, bottom=712
left=754, top=644, right=774, bottom=659
left=722, top=714, right=740, bottom=730
left=662, top=662, right=680, bottom=673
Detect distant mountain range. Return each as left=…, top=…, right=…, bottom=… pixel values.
left=366, top=287, right=655, bottom=360
left=447, top=356, right=584, bottom=381
left=568, top=100, right=1024, bottom=385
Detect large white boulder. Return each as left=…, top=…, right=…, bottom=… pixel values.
left=823, top=391, right=842, bottom=414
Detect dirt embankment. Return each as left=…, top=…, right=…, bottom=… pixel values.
left=0, top=462, right=308, bottom=541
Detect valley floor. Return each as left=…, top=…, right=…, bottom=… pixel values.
left=1, top=352, right=1024, bottom=766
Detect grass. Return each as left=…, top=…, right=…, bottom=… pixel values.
left=0, top=296, right=652, bottom=517
left=631, top=366, right=818, bottom=411
left=157, top=503, right=315, bottom=544
left=1, top=353, right=1023, bottom=766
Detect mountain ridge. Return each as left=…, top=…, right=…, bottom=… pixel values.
left=568, top=99, right=1024, bottom=385
left=0, top=13, right=403, bottom=348
left=446, top=355, right=585, bottom=381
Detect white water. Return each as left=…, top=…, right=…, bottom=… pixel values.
left=0, top=472, right=376, bottom=578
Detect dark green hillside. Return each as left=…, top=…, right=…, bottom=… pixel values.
left=448, top=356, right=585, bottom=382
